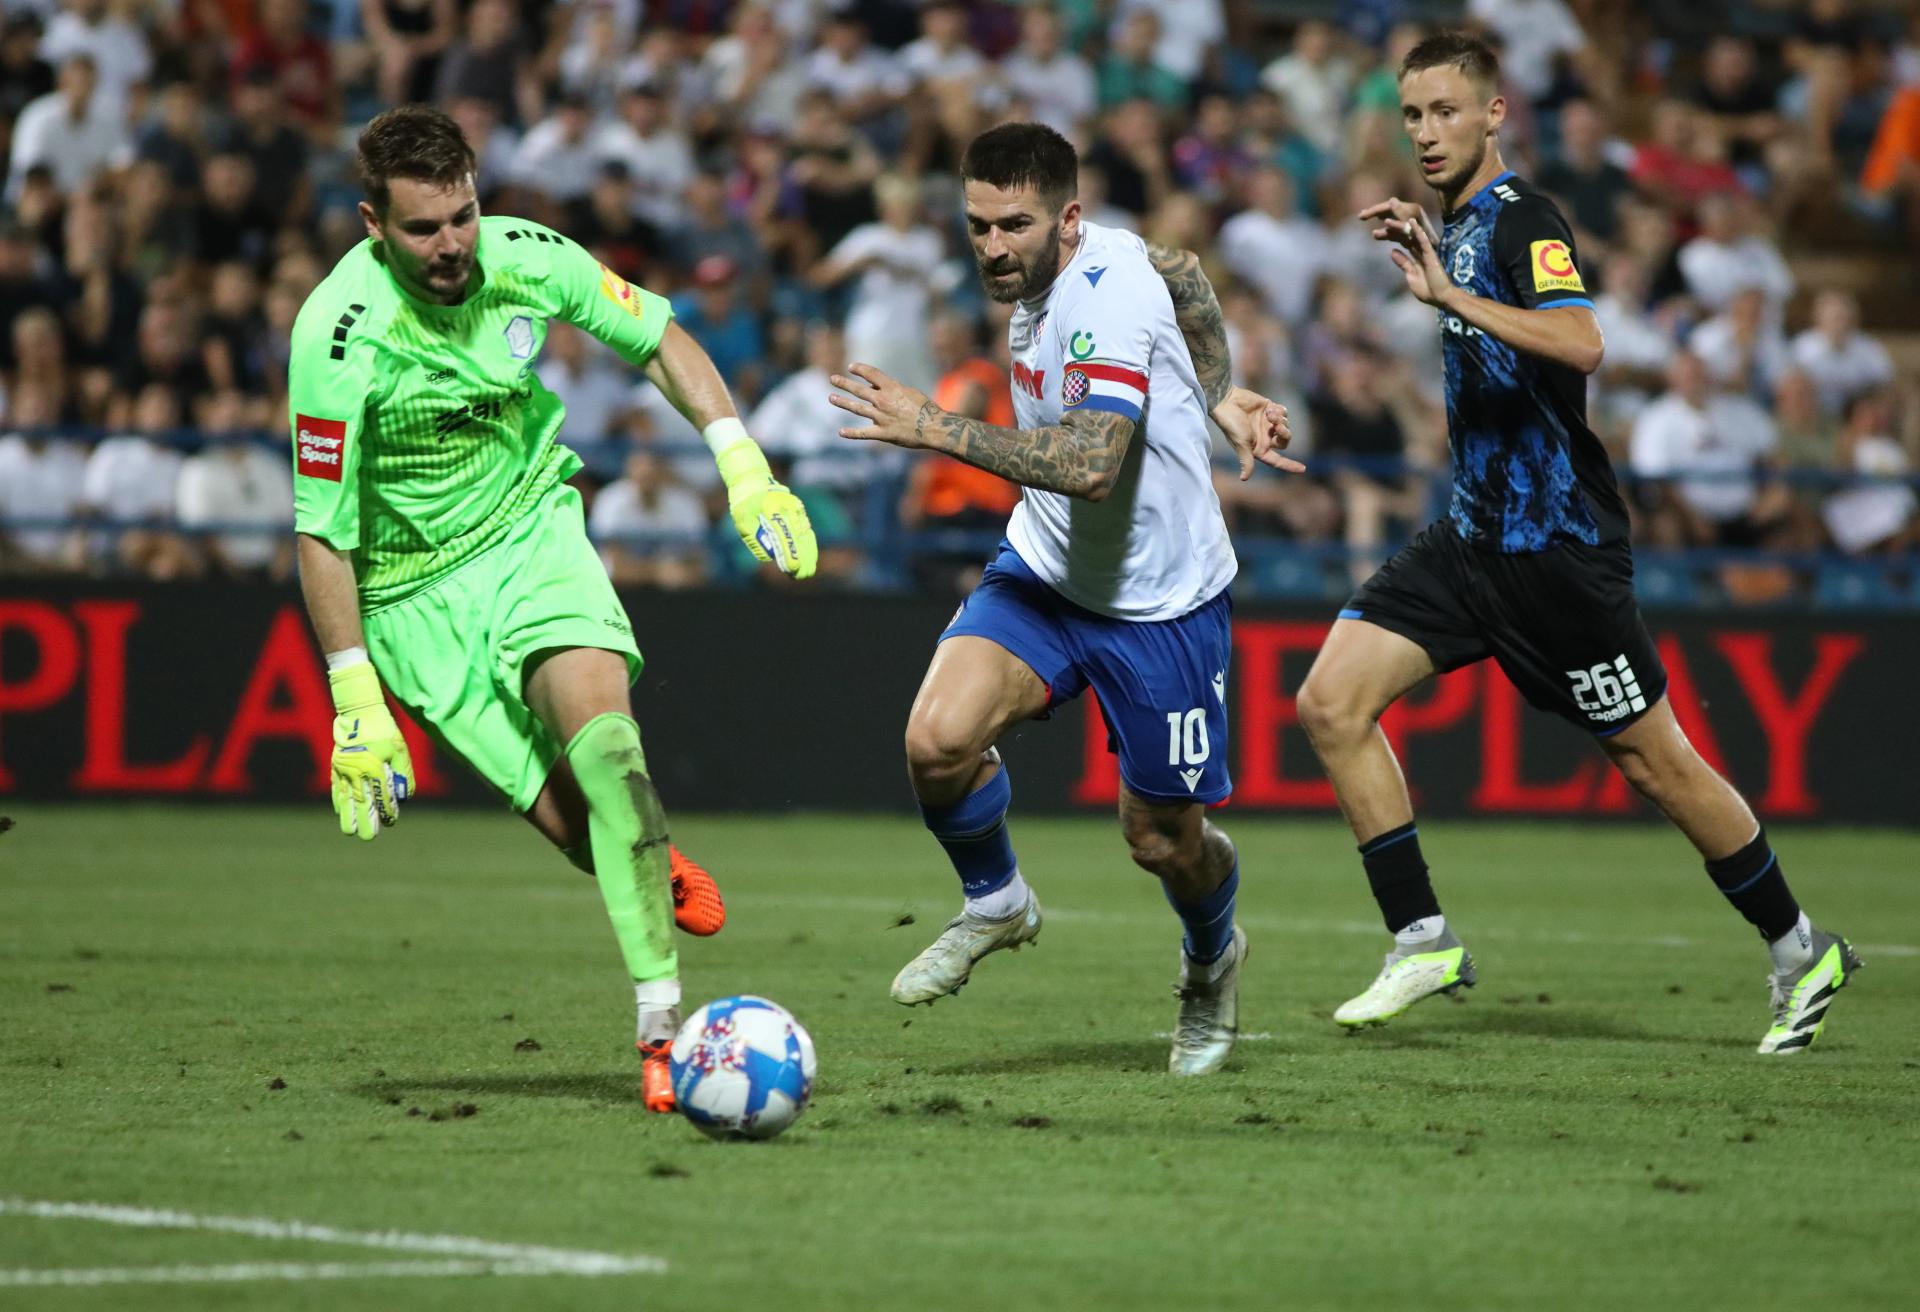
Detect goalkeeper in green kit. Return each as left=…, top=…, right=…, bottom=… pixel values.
left=289, top=106, right=817, bottom=1113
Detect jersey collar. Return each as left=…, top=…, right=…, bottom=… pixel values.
left=1444, top=169, right=1515, bottom=222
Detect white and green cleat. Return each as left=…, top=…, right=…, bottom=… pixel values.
left=1758, top=929, right=1861, bottom=1055
left=890, top=891, right=1043, bottom=1005
left=1334, top=928, right=1476, bottom=1028
left=1170, top=925, right=1248, bottom=1077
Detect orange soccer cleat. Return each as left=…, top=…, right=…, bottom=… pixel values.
left=668, top=844, right=727, bottom=936
left=639, top=1039, right=676, bottom=1113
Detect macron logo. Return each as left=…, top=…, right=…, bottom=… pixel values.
left=1083, top=266, right=1106, bottom=288
left=1179, top=768, right=1204, bottom=793
left=296, top=414, right=347, bottom=482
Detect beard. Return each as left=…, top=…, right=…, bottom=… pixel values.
left=976, top=225, right=1064, bottom=304
left=1429, top=134, right=1488, bottom=200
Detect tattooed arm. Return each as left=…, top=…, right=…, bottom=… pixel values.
left=1143, top=239, right=1232, bottom=410
left=828, top=364, right=1134, bottom=501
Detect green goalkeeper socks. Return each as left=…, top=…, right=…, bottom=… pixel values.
left=563, top=712, right=677, bottom=985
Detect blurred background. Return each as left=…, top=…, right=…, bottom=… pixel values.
left=1, top=0, right=1916, bottom=608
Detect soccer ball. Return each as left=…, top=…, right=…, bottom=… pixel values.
left=669, top=996, right=817, bottom=1139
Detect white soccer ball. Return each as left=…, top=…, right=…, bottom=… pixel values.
left=669, top=996, right=817, bottom=1140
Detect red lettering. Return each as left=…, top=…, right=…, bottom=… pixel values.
left=1590, top=634, right=1729, bottom=814
left=1715, top=632, right=1864, bottom=817
left=1072, top=690, right=1119, bottom=804
left=208, top=607, right=334, bottom=793
left=0, top=601, right=83, bottom=788
left=1011, top=362, right=1046, bottom=399
left=1232, top=621, right=1337, bottom=808
left=1379, top=668, right=1478, bottom=805
left=1472, top=666, right=1601, bottom=812
left=71, top=601, right=211, bottom=791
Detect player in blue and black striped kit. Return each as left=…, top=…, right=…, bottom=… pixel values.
left=1294, top=32, right=1859, bottom=1054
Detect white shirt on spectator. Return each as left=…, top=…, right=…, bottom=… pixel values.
left=1630, top=391, right=1776, bottom=522
left=539, top=355, right=630, bottom=446
left=701, top=36, right=807, bottom=133
left=826, top=221, right=942, bottom=391
left=1789, top=328, right=1894, bottom=416
left=1591, top=291, right=1675, bottom=422
left=1824, top=435, right=1915, bottom=553
left=175, top=444, right=294, bottom=570
left=1218, top=208, right=1328, bottom=326
left=588, top=475, right=709, bottom=570
left=39, top=10, right=151, bottom=107
left=804, top=44, right=907, bottom=106
left=1467, top=0, right=1587, bottom=101
left=0, top=434, right=86, bottom=562
left=1257, top=52, right=1355, bottom=155
left=1321, top=222, right=1410, bottom=309
left=508, top=117, right=605, bottom=204
left=898, top=37, right=984, bottom=86
left=1689, top=313, right=1789, bottom=395
left=1677, top=233, right=1794, bottom=314
left=5, top=88, right=129, bottom=201
left=1112, top=0, right=1223, bottom=84
left=591, top=120, right=695, bottom=230
left=623, top=381, right=717, bottom=493
left=999, top=49, right=1097, bottom=137
left=750, top=364, right=901, bottom=490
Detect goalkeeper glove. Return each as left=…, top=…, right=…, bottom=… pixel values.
left=712, top=425, right=818, bottom=580
left=328, top=657, right=412, bottom=841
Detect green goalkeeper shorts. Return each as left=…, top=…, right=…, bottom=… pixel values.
left=363, top=483, right=642, bottom=813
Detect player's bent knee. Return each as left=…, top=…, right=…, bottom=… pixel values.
left=904, top=712, right=989, bottom=783
left=1296, top=674, right=1365, bottom=747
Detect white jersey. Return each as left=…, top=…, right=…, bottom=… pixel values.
left=1004, top=221, right=1236, bottom=621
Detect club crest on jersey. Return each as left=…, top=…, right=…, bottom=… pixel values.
left=1069, top=330, right=1096, bottom=360
left=1529, top=239, right=1585, bottom=294
left=504, top=315, right=536, bottom=359
left=1450, top=243, right=1475, bottom=286
left=1061, top=364, right=1092, bottom=407
left=1032, top=310, right=1048, bottom=339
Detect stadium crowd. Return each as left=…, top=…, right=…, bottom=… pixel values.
left=0, top=0, right=1916, bottom=600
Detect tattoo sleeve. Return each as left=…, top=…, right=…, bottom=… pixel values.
left=1145, top=239, right=1232, bottom=411
left=912, top=404, right=1136, bottom=501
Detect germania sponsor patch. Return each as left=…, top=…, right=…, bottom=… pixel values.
left=295, top=415, right=346, bottom=481
left=598, top=264, right=646, bottom=317
left=1529, top=239, right=1585, bottom=294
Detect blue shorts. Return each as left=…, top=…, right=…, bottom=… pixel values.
left=941, top=542, right=1233, bottom=806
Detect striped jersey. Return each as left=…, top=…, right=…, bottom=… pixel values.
left=1003, top=221, right=1235, bottom=622
left=288, top=216, right=672, bottom=609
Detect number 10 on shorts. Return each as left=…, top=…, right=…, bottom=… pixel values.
left=1166, top=709, right=1212, bottom=765
left=1565, top=654, right=1648, bottom=723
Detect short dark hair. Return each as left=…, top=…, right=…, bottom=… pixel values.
left=1398, top=31, right=1501, bottom=97
left=356, top=105, right=477, bottom=213
left=960, top=122, right=1078, bottom=213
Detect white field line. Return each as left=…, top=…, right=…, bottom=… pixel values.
left=743, top=892, right=1920, bottom=957
left=0, top=1199, right=664, bottom=1286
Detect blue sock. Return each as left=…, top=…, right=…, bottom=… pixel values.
left=919, top=766, right=1017, bottom=899
left=1165, top=863, right=1239, bottom=964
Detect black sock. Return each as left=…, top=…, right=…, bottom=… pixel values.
left=1360, top=822, right=1441, bottom=935
left=1705, top=828, right=1800, bottom=942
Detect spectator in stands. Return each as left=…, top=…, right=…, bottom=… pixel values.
left=175, top=388, right=293, bottom=579
left=0, top=17, right=55, bottom=142
left=1310, top=347, right=1430, bottom=583
left=7, top=54, right=128, bottom=203
left=804, top=12, right=906, bottom=127
left=1772, top=369, right=1840, bottom=472
left=565, top=160, right=655, bottom=280
left=1538, top=98, right=1632, bottom=246
left=111, top=299, right=209, bottom=428
left=1690, top=287, right=1788, bottom=402
left=1259, top=19, right=1354, bottom=156
left=1589, top=251, right=1674, bottom=433
left=1083, top=98, right=1173, bottom=217
left=1219, top=165, right=1327, bottom=328
left=1319, top=170, right=1403, bottom=309
left=1790, top=289, right=1894, bottom=418
left=1861, top=78, right=1920, bottom=246
left=509, top=93, right=603, bottom=207
left=999, top=5, right=1096, bottom=139
left=1172, top=95, right=1255, bottom=209
left=538, top=321, right=628, bottom=447
left=671, top=255, right=767, bottom=403
left=665, top=171, right=769, bottom=296
left=701, top=2, right=806, bottom=134
left=134, top=80, right=206, bottom=193
left=202, top=262, right=269, bottom=395
left=1822, top=389, right=1916, bottom=555
left=363, top=0, right=457, bottom=109
left=192, top=151, right=274, bottom=269
left=1678, top=193, right=1793, bottom=317
left=1098, top=8, right=1185, bottom=112
left=1630, top=351, right=1789, bottom=549
left=0, top=384, right=85, bottom=573
left=232, top=0, right=337, bottom=144
left=77, top=380, right=194, bottom=578
left=56, top=186, right=141, bottom=412
left=781, top=91, right=882, bottom=263
left=1467, top=0, right=1588, bottom=106
left=590, top=448, right=711, bottom=589
left=810, top=172, right=940, bottom=395
left=595, top=81, right=695, bottom=233
left=1631, top=99, right=1744, bottom=220
left=898, top=310, right=1019, bottom=592
left=38, top=0, right=150, bottom=110
left=218, top=69, right=312, bottom=231
left=1112, top=0, right=1222, bottom=91
left=900, top=2, right=986, bottom=174
left=433, top=0, right=530, bottom=129
left=1690, top=36, right=1786, bottom=184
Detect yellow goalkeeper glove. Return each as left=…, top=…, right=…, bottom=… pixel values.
left=328, top=658, right=412, bottom=841
left=712, top=425, right=818, bottom=580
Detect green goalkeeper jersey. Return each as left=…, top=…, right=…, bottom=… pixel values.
left=289, top=216, right=673, bottom=609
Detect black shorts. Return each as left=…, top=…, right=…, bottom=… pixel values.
left=1341, top=522, right=1668, bottom=736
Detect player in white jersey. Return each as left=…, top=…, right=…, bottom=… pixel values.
left=828, top=123, right=1298, bottom=1076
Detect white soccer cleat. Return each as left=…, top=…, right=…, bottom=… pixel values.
left=890, top=891, right=1042, bottom=1005
left=1169, top=924, right=1248, bottom=1077
left=1334, top=928, right=1476, bottom=1028
left=1757, top=929, right=1861, bottom=1055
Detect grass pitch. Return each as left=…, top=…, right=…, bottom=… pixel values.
left=1, top=805, right=1915, bottom=1310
